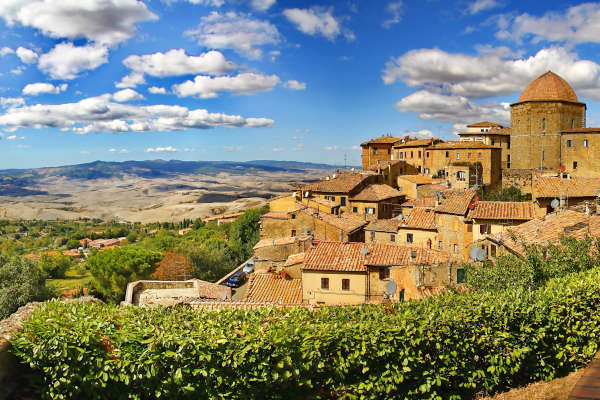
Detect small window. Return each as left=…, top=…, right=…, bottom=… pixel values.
left=541, top=118, right=546, bottom=132
left=427, top=239, right=432, bottom=249
left=398, top=289, right=405, bottom=302
left=572, top=119, right=575, bottom=128
left=390, top=234, right=395, bottom=243
left=418, top=151, right=421, bottom=158
left=387, top=148, right=391, bottom=155
left=291, top=229, right=296, bottom=237
left=379, top=268, right=390, bottom=280
left=491, top=139, right=495, bottom=146
left=366, top=207, right=376, bottom=215
left=453, top=244, right=458, bottom=254
left=445, top=151, right=449, bottom=158
left=353, top=206, right=358, bottom=213
left=406, top=233, right=414, bottom=244
left=457, top=268, right=466, bottom=284
left=507, top=154, right=511, bottom=169
left=370, top=231, right=375, bottom=241
left=456, top=152, right=460, bottom=160
left=417, top=166, right=421, bottom=173
left=321, top=278, right=329, bottom=290
left=491, top=245, right=497, bottom=257
left=342, top=279, right=350, bottom=291
left=573, top=161, right=578, bottom=169
left=467, top=152, right=471, bottom=159
left=438, top=241, right=443, bottom=250
left=456, top=171, right=466, bottom=181
left=467, top=223, right=472, bottom=233
left=410, top=151, right=414, bottom=158
left=507, top=141, right=510, bottom=149
left=479, top=224, right=490, bottom=235
left=567, top=139, right=572, bottom=148
left=584, top=139, right=589, bottom=148
left=426, top=152, right=430, bottom=158
left=478, top=152, right=482, bottom=159
left=291, top=214, right=296, bottom=219
left=340, top=197, right=346, bottom=206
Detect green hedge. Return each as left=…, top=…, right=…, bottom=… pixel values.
left=12, top=268, right=600, bottom=399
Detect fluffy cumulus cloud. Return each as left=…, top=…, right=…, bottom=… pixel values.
left=112, top=89, right=144, bottom=102
left=115, top=72, right=145, bottom=89
left=394, top=90, right=510, bottom=125
left=0, top=47, right=14, bottom=56
left=0, top=94, right=274, bottom=134
left=148, top=87, right=167, bottom=94
left=283, top=80, right=306, bottom=90
left=146, top=146, right=177, bottom=152
left=38, top=43, right=109, bottom=80
left=0, top=97, right=25, bottom=108
left=15, top=47, right=38, bottom=64
left=187, top=12, right=280, bottom=59
left=497, top=3, right=600, bottom=45
left=382, top=1, right=403, bottom=28
left=251, top=0, right=276, bottom=11
left=283, top=7, right=353, bottom=41
left=123, top=49, right=235, bottom=81
left=22, top=83, right=67, bottom=96
left=383, top=46, right=600, bottom=100
left=468, top=0, right=501, bottom=14
left=0, top=0, right=157, bottom=46
left=172, top=72, right=280, bottom=98
left=403, top=129, right=435, bottom=139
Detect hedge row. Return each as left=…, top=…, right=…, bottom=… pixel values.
left=12, top=268, right=600, bottom=399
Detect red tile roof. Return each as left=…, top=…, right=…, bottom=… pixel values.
left=400, top=207, right=436, bottom=230
left=466, top=121, right=503, bottom=128
left=285, top=252, right=305, bottom=266
left=518, top=71, right=579, bottom=103
left=301, top=207, right=368, bottom=233
left=360, top=136, right=403, bottom=146
left=428, top=141, right=499, bottom=150
left=533, top=176, right=600, bottom=198
left=301, top=172, right=371, bottom=194
left=401, top=196, right=437, bottom=208
left=243, top=274, right=303, bottom=305
left=303, top=241, right=449, bottom=272
left=435, top=188, right=477, bottom=215
left=203, top=212, right=244, bottom=222
left=397, top=175, right=441, bottom=185
left=261, top=211, right=289, bottom=220
left=350, top=184, right=403, bottom=202
left=469, top=201, right=535, bottom=221
left=392, top=138, right=439, bottom=148
left=365, top=219, right=399, bottom=233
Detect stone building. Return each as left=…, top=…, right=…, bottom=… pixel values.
left=392, top=138, right=442, bottom=174
left=360, top=135, right=402, bottom=170
left=434, top=188, right=477, bottom=261
left=468, top=201, right=535, bottom=243
left=458, top=122, right=511, bottom=169
left=509, top=71, right=586, bottom=171
left=348, top=184, right=404, bottom=220
left=560, top=128, right=600, bottom=176
left=531, top=175, right=600, bottom=217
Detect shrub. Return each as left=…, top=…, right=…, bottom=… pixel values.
left=87, top=247, right=163, bottom=303
left=39, top=253, right=71, bottom=279
left=12, top=267, right=600, bottom=399
left=0, top=253, right=49, bottom=319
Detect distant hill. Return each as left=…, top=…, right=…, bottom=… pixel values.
left=0, top=160, right=352, bottom=195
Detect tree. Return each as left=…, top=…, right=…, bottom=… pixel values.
left=483, top=186, right=531, bottom=202
left=0, top=253, right=49, bottom=319
left=39, top=253, right=71, bottom=278
left=227, top=206, right=267, bottom=264
left=66, top=238, right=80, bottom=250
left=88, top=247, right=163, bottom=303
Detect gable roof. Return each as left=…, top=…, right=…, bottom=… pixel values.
left=428, top=141, right=499, bottom=150
left=435, top=188, right=477, bottom=216
left=303, top=241, right=449, bottom=272
left=365, top=218, right=399, bottom=233
left=400, top=207, right=436, bottom=230
left=397, top=175, right=441, bottom=185
left=360, top=136, right=403, bottom=146
left=469, top=201, right=535, bottom=221
left=401, top=195, right=438, bottom=208
left=301, top=172, right=370, bottom=194
left=533, top=176, right=600, bottom=198
left=392, top=138, right=439, bottom=148
left=466, top=121, right=503, bottom=128
left=300, top=207, right=368, bottom=234
left=350, top=184, right=404, bottom=202
left=243, top=274, right=303, bottom=305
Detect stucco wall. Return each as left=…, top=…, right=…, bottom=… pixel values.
left=302, top=270, right=367, bottom=305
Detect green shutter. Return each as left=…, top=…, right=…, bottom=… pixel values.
left=457, top=268, right=466, bottom=284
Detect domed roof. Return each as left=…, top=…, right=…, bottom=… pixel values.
left=518, top=71, right=579, bottom=103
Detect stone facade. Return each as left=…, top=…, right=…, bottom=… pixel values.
left=435, top=213, right=473, bottom=261
left=501, top=169, right=533, bottom=194
left=426, top=145, right=501, bottom=189
left=560, top=130, right=600, bottom=177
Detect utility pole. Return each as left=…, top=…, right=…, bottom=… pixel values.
left=344, top=153, right=347, bottom=169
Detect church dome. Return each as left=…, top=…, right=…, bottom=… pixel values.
left=518, top=71, right=579, bottom=103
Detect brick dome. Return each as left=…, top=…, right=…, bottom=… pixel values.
left=518, top=71, right=579, bottom=103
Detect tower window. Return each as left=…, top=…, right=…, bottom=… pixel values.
left=572, top=119, right=575, bottom=128
left=584, top=139, right=589, bottom=148
left=456, top=152, right=460, bottom=160
left=542, top=118, right=546, bottom=132
left=573, top=161, right=578, bottom=169
left=567, top=139, right=572, bottom=148
left=445, top=151, right=449, bottom=158
left=542, top=150, right=545, bottom=161
left=507, top=155, right=511, bottom=169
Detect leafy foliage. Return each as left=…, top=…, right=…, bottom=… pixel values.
left=0, top=254, right=50, bottom=319
left=483, top=185, right=532, bottom=201
left=87, top=247, right=163, bottom=303
left=39, top=253, right=71, bottom=279
left=12, top=266, right=600, bottom=399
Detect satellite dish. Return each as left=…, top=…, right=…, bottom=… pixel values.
left=385, top=280, right=397, bottom=296
left=470, top=247, right=487, bottom=261
left=550, top=198, right=560, bottom=209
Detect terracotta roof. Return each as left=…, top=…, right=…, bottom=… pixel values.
left=366, top=159, right=404, bottom=169
left=466, top=121, right=503, bottom=128
left=243, top=274, right=303, bottom=305
left=428, top=141, right=499, bottom=150
left=185, top=300, right=309, bottom=310
left=360, top=136, right=403, bottom=146
left=561, top=127, right=600, bottom=134
left=400, top=207, right=436, bottom=230
left=261, top=211, right=289, bottom=220
left=518, top=71, right=579, bottom=103
left=365, top=219, right=399, bottom=233
left=303, top=241, right=449, bottom=272
left=302, top=172, right=370, bottom=194
left=285, top=252, right=305, bottom=266
left=497, top=210, right=600, bottom=255
left=459, top=127, right=511, bottom=136
left=392, top=138, right=439, bottom=148
left=304, top=197, right=337, bottom=208
left=435, top=188, right=477, bottom=215
left=350, top=184, right=403, bottom=202
left=203, top=212, right=244, bottom=222
left=301, top=207, right=368, bottom=233
left=253, top=235, right=310, bottom=250
left=469, top=201, right=535, bottom=221
left=397, top=175, right=441, bottom=185
left=533, top=176, right=600, bottom=198
left=402, top=196, right=437, bottom=208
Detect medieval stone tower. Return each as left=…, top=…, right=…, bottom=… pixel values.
left=510, top=71, right=586, bottom=170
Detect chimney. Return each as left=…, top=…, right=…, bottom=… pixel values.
left=410, top=250, right=417, bottom=263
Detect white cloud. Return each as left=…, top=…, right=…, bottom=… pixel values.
left=394, top=90, right=510, bottom=125
left=283, top=80, right=306, bottom=90
left=283, top=7, right=353, bottom=41
left=251, top=0, right=276, bottom=11
left=115, top=72, right=146, bottom=89
left=148, top=87, right=168, bottom=94
left=0, top=97, right=25, bottom=108
left=0, top=94, right=274, bottom=134
left=172, top=72, right=280, bottom=98
left=6, top=135, right=25, bottom=140
left=16, top=47, right=38, bottom=64
left=112, top=89, right=144, bottom=102
left=324, top=145, right=340, bottom=151
left=468, top=0, right=501, bottom=14
left=402, top=129, right=435, bottom=139
left=382, top=46, right=600, bottom=100
left=223, top=145, right=243, bottom=151
left=183, top=147, right=195, bottom=152
left=119, top=148, right=130, bottom=154
left=0, top=0, right=157, bottom=46
left=38, top=43, right=109, bottom=80
left=296, top=128, right=310, bottom=133
left=0, top=47, right=14, bottom=56
left=382, top=1, right=403, bottom=28
left=108, top=148, right=117, bottom=152
left=22, top=83, right=67, bottom=96
left=272, top=147, right=284, bottom=152
left=11, top=66, right=25, bottom=75
left=122, top=49, right=235, bottom=82
left=497, top=3, right=600, bottom=45
left=187, top=12, right=280, bottom=59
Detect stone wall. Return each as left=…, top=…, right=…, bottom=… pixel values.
left=561, top=132, right=600, bottom=177
left=501, top=169, right=533, bottom=194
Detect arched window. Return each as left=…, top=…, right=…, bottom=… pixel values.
left=571, top=119, right=575, bottom=128
left=542, top=118, right=546, bottom=132
left=427, top=239, right=432, bottom=249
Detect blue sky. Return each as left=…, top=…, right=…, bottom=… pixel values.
left=1, top=0, right=600, bottom=169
